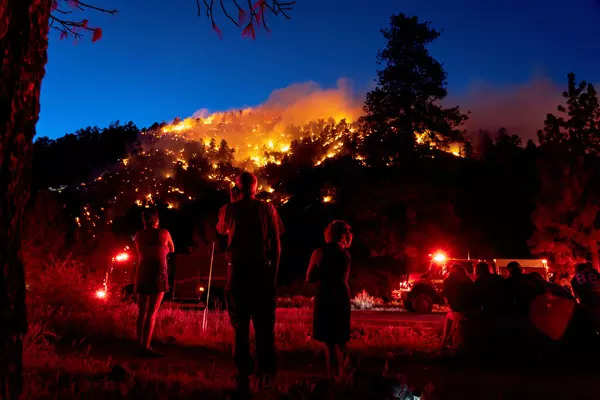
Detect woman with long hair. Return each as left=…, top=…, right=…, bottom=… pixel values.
left=306, top=220, right=353, bottom=381
left=134, top=208, right=174, bottom=355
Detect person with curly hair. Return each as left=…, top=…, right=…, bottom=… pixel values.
left=306, top=220, right=353, bottom=381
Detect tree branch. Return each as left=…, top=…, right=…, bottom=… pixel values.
left=196, top=0, right=294, bottom=38
left=72, top=1, right=117, bottom=15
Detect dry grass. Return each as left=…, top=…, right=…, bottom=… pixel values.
left=21, top=255, right=442, bottom=398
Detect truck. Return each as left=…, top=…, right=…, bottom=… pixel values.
left=170, top=241, right=227, bottom=307
left=94, top=241, right=227, bottom=308
left=393, top=251, right=549, bottom=313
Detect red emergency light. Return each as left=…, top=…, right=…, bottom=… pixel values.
left=432, top=251, right=447, bottom=264
left=114, top=252, right=130, bottom=262
left=95, top=289, right=107, bottom=299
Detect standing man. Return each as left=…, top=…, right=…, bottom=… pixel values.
left=217, top=172, right=283, bottom=394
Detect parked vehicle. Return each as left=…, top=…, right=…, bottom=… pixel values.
left=393, top=251, right=549, bottom=313
left=94, top=241, right=227, bottom=308
left=171, top=241, right=227, bottom=307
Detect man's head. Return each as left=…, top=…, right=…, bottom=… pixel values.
left=450, top=264, right=467, bottom=278
left=506, top=261, right=522, bottom=277
left=236, top=171, right=258, bottom=198
left=476, top=262, right=491, bottom=278
left=576, top=262, right=593, bottom=274
left=143, top=208, right=159, bottom=228
left=324, top=220, right=353, bottom=248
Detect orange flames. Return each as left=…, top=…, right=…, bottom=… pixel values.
left=157, top=80, right=363, bottom=167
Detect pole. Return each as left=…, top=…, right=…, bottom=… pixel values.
left=202, top=241, right=216, bottom=332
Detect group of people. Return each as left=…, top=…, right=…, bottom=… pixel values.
left=441, top=259, right=600, bottom=351
left=132, top=171, right=353, bottom=396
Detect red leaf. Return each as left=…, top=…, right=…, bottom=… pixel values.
left=253, top=0, right=265, bottom=25
left=51, top=1, right=59, bottom=11
left=241, top=23, right=255, bottom=40
left=91, top=27, right=102, bottom=42
left=81, top=19, right=88, bottom=28
left=67, top=0, right=79, bottom=9
left=238, top=8, right=247, bottom=25
left=212, top=22, right=223, bottom=39
left=60, top=31, right=68, bottom=40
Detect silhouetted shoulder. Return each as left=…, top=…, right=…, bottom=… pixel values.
left=311, top=248, right=324, bottom=261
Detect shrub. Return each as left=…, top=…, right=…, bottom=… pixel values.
left=351, top=290, right=384, bottom=310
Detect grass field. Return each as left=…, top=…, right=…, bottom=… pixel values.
left=20, top=256, right=600, bottom=399
left=21, top=258, right=443, bottom=399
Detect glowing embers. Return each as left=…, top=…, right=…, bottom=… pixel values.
left=321, top=186, right=336, bottom=204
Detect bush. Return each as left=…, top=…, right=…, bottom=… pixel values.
left=351, top=290, right=384, bottom=310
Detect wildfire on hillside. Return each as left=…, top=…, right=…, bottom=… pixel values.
left=156, top=81, right=363, bottom=167
left=67, top=82, right=465, bottom=238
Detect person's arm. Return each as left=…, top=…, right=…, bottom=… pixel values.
left=344, top=252, right=351, bottom=298
left=269, top=204, right=282, bottom=270
left=216, top=204, right=229, bottom=236
left=165, top=230, right=175, bottom=253
left=306, top=249, right=322, bottom=283
left=263, top=203, right=282, bottom=287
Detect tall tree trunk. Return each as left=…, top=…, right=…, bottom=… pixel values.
left=0, top=0, right=50, bottom=398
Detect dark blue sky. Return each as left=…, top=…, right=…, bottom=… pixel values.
left=38, top=0, right=600, bottom=139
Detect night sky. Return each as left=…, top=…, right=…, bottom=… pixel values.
left=37, top=0, right=600, bottom=140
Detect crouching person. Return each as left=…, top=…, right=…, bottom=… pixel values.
left=217, top=172, right=283, bottom=395
left=306, top=220, right=353, bottom=382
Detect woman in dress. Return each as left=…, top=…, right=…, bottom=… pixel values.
left=134, top=208, right=174, bottom=355
left=306, top=220, right=353, bottom=381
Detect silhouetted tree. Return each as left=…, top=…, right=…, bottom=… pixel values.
left=33, top=121, right=139, bottom=188
left=216, top=139, right=235, bottom=164
left=531, top=74, right=600, bottom=270
left=529, top=156, right=600, bottom=270
left=538, top=73, right=600, bottom=155
left=360, top=13, right=467, bottom=167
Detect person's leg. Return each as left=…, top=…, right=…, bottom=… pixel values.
left=136, top=294, right=149, bottom=346
left=334, top=344, right=347, bottom=380
left=325, top=343, right=336, bottom=381
left=441, top=312, right=453, bottom=348
left=142, top=292, right=164, bottom=349
left=252, top=292, right=276, bottom=383
left=227, top=290, right=252, bottom=385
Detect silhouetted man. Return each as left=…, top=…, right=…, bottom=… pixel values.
left=474, top=262, right=505, bottom=316
left=217, top=172, right=282, bottom=394
left=441, top=264, right=475, bottom=348
left=504, top=261, right=532, bottom=315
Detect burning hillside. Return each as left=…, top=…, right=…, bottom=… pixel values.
left=49, top=80, right=467, bottom=242
left=155, top=80, right=363, bottom=166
